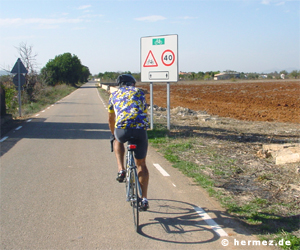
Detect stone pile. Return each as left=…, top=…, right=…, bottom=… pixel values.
left=262, top=143, right=300, bottom=165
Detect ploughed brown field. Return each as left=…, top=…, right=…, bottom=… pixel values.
left=139, top=80, right=300, bottom=124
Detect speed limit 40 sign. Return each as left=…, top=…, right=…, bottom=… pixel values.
left=162, top=49, right=175, bottom=66
left=141, top=34, right=178, bottom=82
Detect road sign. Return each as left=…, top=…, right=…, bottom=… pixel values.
left=161, top=49, right=175, bottom=66
left=11, top=58, right=28, bottom=74
left=143, top=51, right=158, bottom=67
left=13, top=74, right=26, bottom=87
left=141, top=34, right=178, bottom=82
left=152, top=38, right=165, bottom=45
left=10, top=58, right=28, bottom=117
left=149, top=71, right=169, bottom=80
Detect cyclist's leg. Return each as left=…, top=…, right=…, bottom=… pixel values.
left=114, top=139, right=125, bottom=172
left=130, top=129, right=149, bottom=199
left=135, top=157, right=149, bottom=199
left=114, top=129, right=129, bottom=182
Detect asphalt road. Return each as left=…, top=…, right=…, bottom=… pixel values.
left=0, top=81, right=275, bottom=250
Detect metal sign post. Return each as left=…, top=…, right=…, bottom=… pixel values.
left=140, top=34, right=178, bottom=130
left=17, top=59, right=21, bottom=117
left=150, top=82, right=154, bottom=129
left=167, top=82, right=170, bottom=130
left=11, top=58, right=28, bottom=117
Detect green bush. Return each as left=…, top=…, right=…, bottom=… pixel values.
left=2, top=84, right=18, bottom=112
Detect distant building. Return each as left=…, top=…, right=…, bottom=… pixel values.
left=179, top=71, right=191, bottom=80
left=259, top=75, right=268, bottom=79
left=179, top=71, right=191, bottom=75
left=214, top=72, right=240, bottom=80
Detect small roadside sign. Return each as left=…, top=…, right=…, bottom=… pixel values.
left=13, top=74, right=26, bottom=87
left=11, top=58, right=28, bottom=74
left=10, top=58, right=28, bottom=117
left=141, top=34, right=178, bottom=82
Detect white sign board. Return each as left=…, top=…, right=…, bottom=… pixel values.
left=141, top=34, right=178, bottom=82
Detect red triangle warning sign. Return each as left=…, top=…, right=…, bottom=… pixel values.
left=143, top=50, right=158, bottom=67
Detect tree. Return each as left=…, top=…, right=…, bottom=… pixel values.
left=131, top=73, right=141, bottom=82
left=204, top=71, right=214, bottom=80
left=16, top=42, right=37, bottom=74
left=247, top=73, right=259, bottom=79
left=240, top=72, right=246, bottom=79
left=197, top=71, right=205, bottom=80
left=97, top=72, right=119, bottom=82
left=190, top=72, right=196, bottom=80
left=42, top=53, right=90, bottom=86
left=80, top=66, right=91, bottom=83
left=289, top=70, right=300, bottom=79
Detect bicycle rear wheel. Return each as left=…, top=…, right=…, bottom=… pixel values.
left=130, top=169, right=140, bottom=232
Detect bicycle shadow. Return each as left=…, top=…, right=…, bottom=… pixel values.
left=138, top=199, right=235, bottom=244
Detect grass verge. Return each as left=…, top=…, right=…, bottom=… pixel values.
left=8, top=84, right=81, bottom=118
left=147, top=124, right=300, bottom=250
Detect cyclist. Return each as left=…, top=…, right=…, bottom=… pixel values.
left=108, top=74, right=149, bottom=211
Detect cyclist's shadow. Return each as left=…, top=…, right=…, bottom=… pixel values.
left=138, top=199, right=225, bottom=244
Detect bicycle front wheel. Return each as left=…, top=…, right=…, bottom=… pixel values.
left=130, top=169, right=139, bottom=232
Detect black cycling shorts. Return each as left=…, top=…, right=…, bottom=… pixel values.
left=114, top=128, right=148, bottom=159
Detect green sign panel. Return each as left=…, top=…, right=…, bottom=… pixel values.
left=152, top=38, right=165, bottom=45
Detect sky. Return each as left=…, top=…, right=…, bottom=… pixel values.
left=0, top=0, right=299, bottom=75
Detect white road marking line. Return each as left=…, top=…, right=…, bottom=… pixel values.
left=172, top=183, right=176, bottom=187
left=15, top=126, right=22, bottom=130
left=153, top=163, right=170, bottom=177
left=96, top=87, right=102, bottom=100
left=42, top=110, right=45, bottom=112
left=0, top=136, right=8, bottom=142
left=35, top=114, right=40, bottom=117
left=193, top=206, right=228, bottom=237
left=26, top=119, right=32, bottom=122
left=96, top=87, right=108, bottom=110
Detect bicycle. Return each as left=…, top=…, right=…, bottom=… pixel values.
left=111, top=137, right=143, bottom=232
left=125, top=143, right=143, bottom=232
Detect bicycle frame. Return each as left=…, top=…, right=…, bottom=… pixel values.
left=125, top=144, right=143, bottom=232
left=125, top=145, right=142, bottom=202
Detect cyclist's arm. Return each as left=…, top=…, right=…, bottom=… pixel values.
left=108, top=95, right=116, bottom=135
left=108, top=112, right=115, bottom=135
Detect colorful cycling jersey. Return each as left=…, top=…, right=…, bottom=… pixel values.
left=108, top=86, right=149, bottom=129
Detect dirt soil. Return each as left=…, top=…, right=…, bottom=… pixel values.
left=139, top=79, right=300, bottom=124
left=138, top=79, right=300, bottom=235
